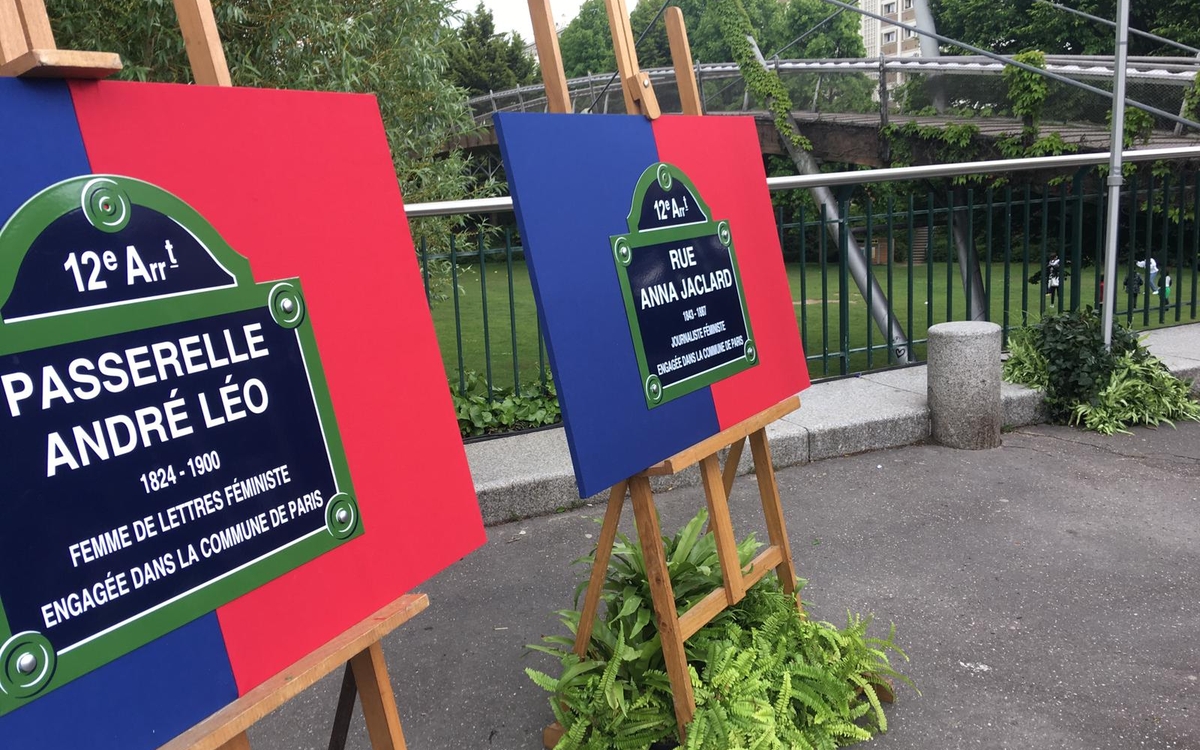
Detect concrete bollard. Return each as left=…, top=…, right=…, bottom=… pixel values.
left=927, top=321, right=1002, bottom=449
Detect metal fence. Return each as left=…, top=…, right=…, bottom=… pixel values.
left=411, top=149, right=1200, bottom=398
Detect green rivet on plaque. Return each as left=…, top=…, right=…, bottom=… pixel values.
left=82, top=177, right=131, bottom=233
left=656, top=164, right=672, bottom=191
left=336, top=508, right=349, bottom=524
left=280, top=298, right=295, bottom=314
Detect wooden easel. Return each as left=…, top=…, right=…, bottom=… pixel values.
left=528, top=7, right=807, bottom=744
left=162, top=595, right=429, bottom=750
left=543, top=397, right=805, bottom=746
left=2, top=3, right=428, bottom=748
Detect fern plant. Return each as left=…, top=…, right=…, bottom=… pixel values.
left=1071, top=352, right=1200, bottom=435
left=1002, top=324, right=1048, bottom=389
left=528, top=510, right=913, bottom=749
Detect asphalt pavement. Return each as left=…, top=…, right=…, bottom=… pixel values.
left=251, top=420, right=1200, bottom=750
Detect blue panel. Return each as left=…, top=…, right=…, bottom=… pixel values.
left=0, top=613, right=237, bottom=749
left=0, top=79, right=91, bottom=222
left=495, top=113, right=719, bottom=497
left=0, top=80, right=236, bottom=747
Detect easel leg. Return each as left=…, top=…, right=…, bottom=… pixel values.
left=573, top=481, right=627, bottom=656
left=701, top=438, right=743, bottom=537
left=699, top=455, right=746, bottom=605
left=629, top=475, right=694, bottom=741
left=216, top=733, right=252, bottom=750
left=327, top=663, right=358, bottom=750
left=748, top=429, right=802, bottom=612
left=349, top=642, right=408, bottom=750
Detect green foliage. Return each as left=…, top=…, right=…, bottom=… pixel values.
left=528, top=509, right=912, bottom=749
left=887, top=47, right=1077, bottom=174
left=1002, top=325, right=1048, bottom=389
left=1004, top=50, right=1049, bottom=126
left=929, top=0, right=1200, bottom=56
left=623, top=0, right=873, bottom=115
left=882, top=121, right=982, bottom=176
left=1036, top=309, right=1139, bottom=421
left=452, top=373, right=560, bottom=438
left=714, top=0, right=812, bottom=152
left=1071, top=353, right=1200, bottom=435
left=558, top=0, right=615, bottom=79
left=1121, top=107, right=1156, bottom=147
left=447, top=2, right=538, bottom=96
left=1003, top=309, right=1200, bottom=433
left=47, top=0, right=477, bottom=204
left=1184, top=72, right=1200, bottom=124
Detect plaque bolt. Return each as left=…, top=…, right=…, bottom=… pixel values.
left=280, top=298, right=295, bottom=314
left=15, top=653, right=36, bottom=675
left=336, top=508, right=350, bottom=524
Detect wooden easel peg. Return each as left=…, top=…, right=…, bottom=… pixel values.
left=603, top=0, right=659, bottom=119
left=624, top=71, right=661, bottom=119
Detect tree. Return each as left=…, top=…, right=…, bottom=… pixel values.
left=929, top=0, right=1199, bottom=56
left=46, top=0, right=479, bottom=205
left=447, top=3, right=538, bottom=97
left=627, top=0, right=789, bottom=70
left=625, top=0, right=872, bottom=113
left=558, top=0, right=616, bottom=78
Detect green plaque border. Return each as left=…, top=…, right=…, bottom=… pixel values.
left=0, top=175, right=361, bottom=714
left=610, top=163, right=758, bottom=409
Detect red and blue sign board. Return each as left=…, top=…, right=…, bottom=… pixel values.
left=495, top=113, right=810, bottom=498
left=0, top=78, right=485, bottom=748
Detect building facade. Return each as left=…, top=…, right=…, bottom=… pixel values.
left=859, top=0, right=923, bottom=88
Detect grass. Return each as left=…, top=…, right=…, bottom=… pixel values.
left=429, top=256, right=1199, bottom=393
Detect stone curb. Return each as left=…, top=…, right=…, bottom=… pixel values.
left=465, top=324, right=1197, bottom=526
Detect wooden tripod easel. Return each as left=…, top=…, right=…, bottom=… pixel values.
left=543, top=397, right=805, bottom=746
left=526, top=3, right=808, bottom=744
left=2, top=3, right=429, bottom=748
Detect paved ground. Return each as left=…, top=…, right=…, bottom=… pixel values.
left=252, top=421, right=1200, bottom=750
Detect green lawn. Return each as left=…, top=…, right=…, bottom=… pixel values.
left=430, top=259, right=1198, bottom=392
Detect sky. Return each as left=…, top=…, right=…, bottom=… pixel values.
left=453, top=0, right=588, bottom=44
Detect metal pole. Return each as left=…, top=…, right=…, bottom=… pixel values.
left=1102, top=0, right=1131, bottom=348
left=911, top=0, right=945, bottom=111
left=404, top=146, right=1200, bottom=218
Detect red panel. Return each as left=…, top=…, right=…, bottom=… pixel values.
left=651, top=115, right=810, bottom=429
left=69, top=81, right=485, bottom=692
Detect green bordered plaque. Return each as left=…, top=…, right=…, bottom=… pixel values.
left=611, top=163, right=758, bottom=408
left=0, top=175, right=361, bottom=713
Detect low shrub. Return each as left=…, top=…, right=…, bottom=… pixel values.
left=1003, top=308, right=1199, bottom=434
left=451, top=372, right=560, bottom=438
left=1071, top=352, right=1200, bottom=435
left=527, top=510, right=911, bottom=749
